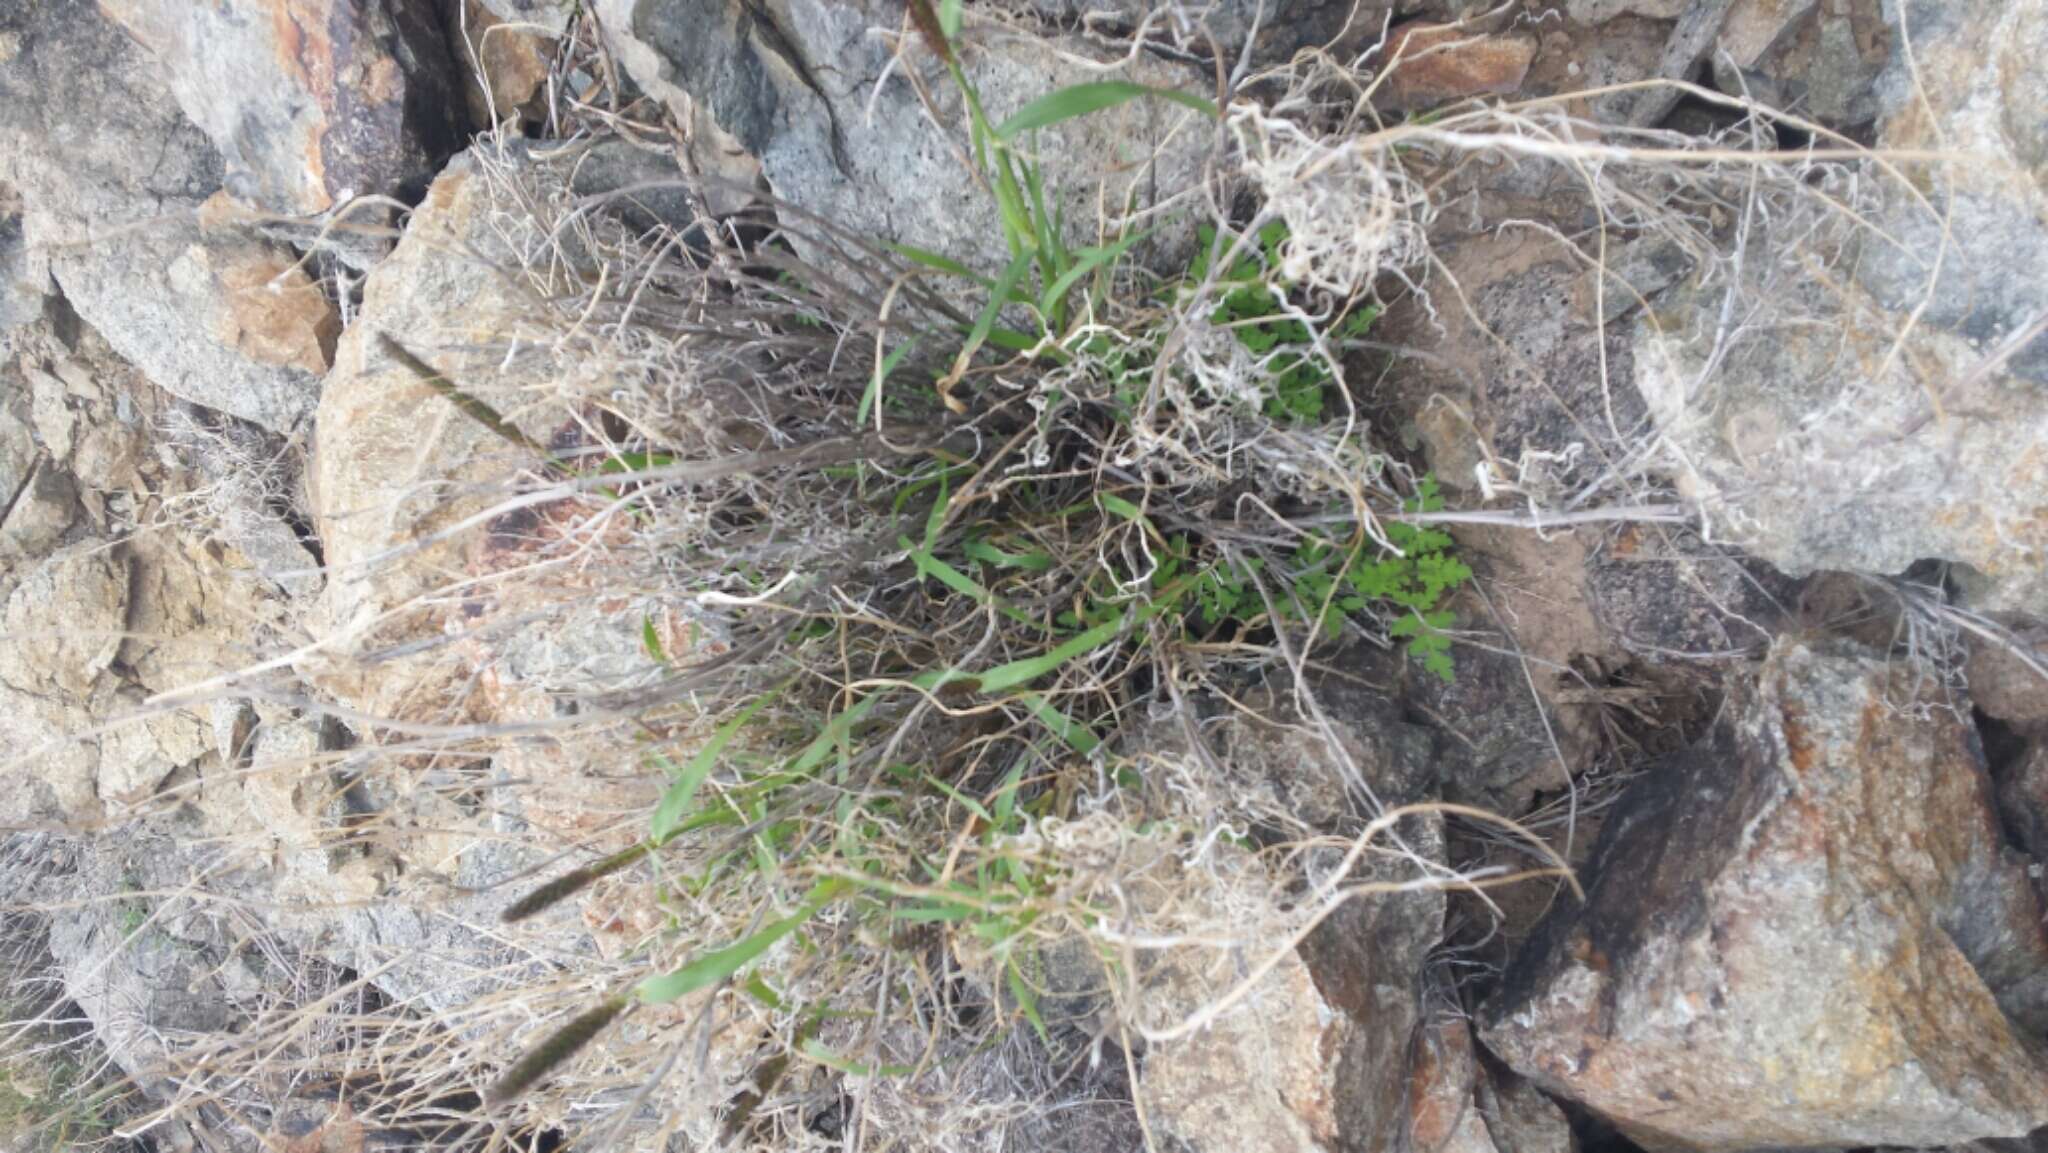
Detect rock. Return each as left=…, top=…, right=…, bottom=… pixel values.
left=0, top=546, right=131, bottom=823
left=1566, top=0, right=1689, bottom=20
left=1141, top=919, right=1352, bottom=1153
left=0, top=545, right=128, bottom=698
left=593, top=0, right=1213, bottom=276
left=0, top=0, right=330, bottom=432
left=1474, top=1056, right=1577, bottom=1153
left=475, top=0, right=577, bottom=35
left=565, top=137, right=702, bottom=235
left=1118, top=681, right=1451, bottom=1153
left=1996, top=743, right=2048, bottom=894
left=0, top=196, right=46, bottom=333
left=1408, top=636, right=1579, bottom=817
left=1858, top=1, right=2048, bottom=385
left=1410, top=1017, right=1508, bottom=1153
left=98, top=0, right=466, bottom=213
left=304, top=148, right=561, bottom=714
left=1410, top=1016, right=1578, bottom=1153
left=1711, top=0, right=1890, bottom=128
left=53, top=228, right=339, bottom=432
left=1637, top=1, right=2048, bottom=613
left=1483, top=636, right=2048, bottom=1151
left=32, top=827, right=310, bottom=1096
left=1378, top=22, right=1539, bottom=112
left=1027, top=0, right=1386, bottom=63
left=448, top=0, right=558, bottom=130
left=0, top=458, right=77, bottom=557
left=207, top=247, right=343, bottom=376
left=1636, top=264, right=2048, bottom=613
left=1969, top=624, right=2048, bottom=736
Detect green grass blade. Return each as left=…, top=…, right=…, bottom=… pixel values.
left=651, top=688, right=782, bottom=843
left=1099, top=493, right=1147, bottom=523
left=962, top=538, right=1054, bottom=571
left=946, top=250, right=1036, bottom=391
left=1020, top=692, right=1101, bottom=754
left=800, top=1039, right=917, bottom=1078
left=637, top=879, right=849, bottom=1004
left=994, top=82, right=1218, bottom=141
left=981, top=325, right=1041, bottom=353
left=892, top=902, right=975, bottom=923
left=1006, top=957, right=1051, bottom=1044
left=972, top=613, right=1126, bottom=695
left=788, top=693, right=888, bottom=779
left=885, top=241, right=993, bottom=287
left=1039, top=229, right=1152, bottom=318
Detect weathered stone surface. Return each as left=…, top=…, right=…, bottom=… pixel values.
left=448, top=0, right=557, bottom=130
left=0, top=198, right=45, bottom=333
left=0, top=397, right=33, bottom=520
left=1410, top=1017, right=1508, bottom=1153
left=304, top=149, right=560, bottom=715
left=1116, top=682, right=1451, bottom=1153
left=1566, top=0, right=1688, bottom=20
left=593, top=0, right=1213, bottom=276
left=1970, top=624, right=2048, bottom=736
left=0, top=545, right=128, bottom=699
left=1636, top=0, right=2048, bottom=612
left=1637, top=263, right=2048, bottom=614
left=1379, top=22, right=1538, bottom=111
left=1709, top=0, right=1889, bottom=127
left=0, top=457, right=77, bottom=559
left=475, top=0, right=576, bottom=34
left=1483, top=636, right=2048, bottom=1151
left=1410, top=1016, right=1578, bottom=1153
left=1138, top=890, right=1354, bottom=1153
left=1029, top=0, right=1394, bottom=63
left=1475, top=1055, right=1577, bottom=1153
left=1858, top=1, right=2048, bottom=385
left=99, top=0, right=466, bottom=213
left=0, top=0, right=329, bottom=431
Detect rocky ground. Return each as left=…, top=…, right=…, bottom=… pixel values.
left=1, top=1, right=2046, bottom=1152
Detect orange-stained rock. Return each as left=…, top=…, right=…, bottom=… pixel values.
left=1484, top=637, right=2048, bottom=1151
left=97, top=0, right=464, bottom=213
left=1380, top=23, right=1537, bottom=111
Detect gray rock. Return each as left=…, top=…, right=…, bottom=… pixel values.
left=0, top=0, right=334, bottom=432
left=563, top=137, right=702, bottom=235
left=477, top=0, right=578, bottom=35
left=303, top=147, right=569, bottom=715
left=0, top=398, right=34, bottom=517
left=0, top=458, right=78, bottom=559
left=1857, top=0, right=2048, bottom=384
left=1634, top=0, right=2048, bottom=613
left=99, top=0, right=467, bottom=213
left=1483, top=636, right=2048, bottom=1151
left=1474, top=1058, right=1577, bottom=1153
left=593, top=0, right=1214, bottom=276
left=0, top=201, right=47, bottom=333
left=0, top=544, right=128, bottom=699
left=1968, top=622, right=2048, bottom=737
left=1637, top=262, right=2048, bottom=613
left=1712, top=0, right=1890, bottom=129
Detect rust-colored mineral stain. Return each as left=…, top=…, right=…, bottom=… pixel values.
left=1781, top=699, right=1817, bottom=774
left=1382, top=23, right=1538, bottom=109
